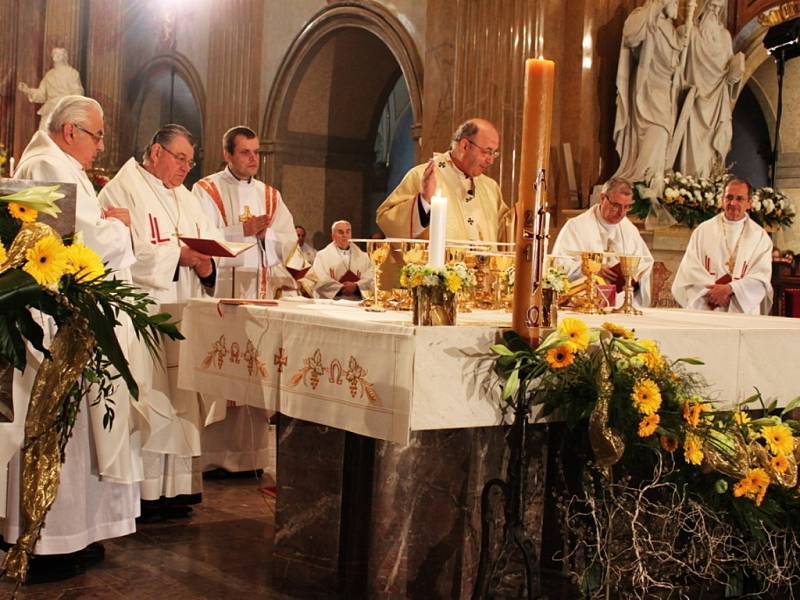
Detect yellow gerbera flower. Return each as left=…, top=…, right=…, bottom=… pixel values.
left=410, top=272, right=424, bottom=287
left=637, top=414, right=660, bottom=437
left=683, top=433, right=704, bottom=465
left=65, top=243, right=105, bottom=282
left=445, top=272, right=462, bottom=294
left=631, top=378, right=662, bottom=415
left=638, top=339, right=664, bottom=370
left=7, top=201, right=38, bottom=223
left=733, top=411, right=751, bottom=426
left=558, top=317, right=589, bottom=352
left=733, top=468, right=770, bottom=506
left=0, top=241, right=6, bottom=266
left=23, top=236, right=68, bottom=286
left=602, top=322, right=634, bottom=339
left=761, top=424, right=794, bottom=456
left=771, top=452, right=790, bottom=474
left=546, top=345, right=575, bottom=369
left=681, top=398, right=707, bottom=427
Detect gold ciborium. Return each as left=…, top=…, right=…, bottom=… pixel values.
left=612, top=255, right=642, bottom=315
left=489, top=253, right=514, bottom=309
left=573, top=251, right=606, bottom=314
left=365, top=240, right=389, bottom=312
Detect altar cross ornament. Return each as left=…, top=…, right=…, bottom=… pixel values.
left=239, top=205, right=253, bottom=223
left=274, top=347, right=288, bottom=373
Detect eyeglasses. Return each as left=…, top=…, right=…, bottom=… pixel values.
left=74, top=124, right=104, bottom=144
left=160, top=145, right=197, bottom=169
left=603, top=198, right=633, bottom=212
left=465, top=138, right=500, bottom=159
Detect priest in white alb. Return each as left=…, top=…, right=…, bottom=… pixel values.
left=99, top=124, right=223, bottom=515
left=551, top=177, right=654, bottom=308
left=193, top=125, right=306, bottom=299
left=2, top=95, right=139, bottom=580
left=312, top=220, right=374, bottom=300
left=672, top=178, right=773, bottom=314
left=376, top=118, right=511, bottom=243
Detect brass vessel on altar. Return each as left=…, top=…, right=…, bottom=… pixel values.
left=364, top=240, right=389, bottom=312
left=612, top=255, right=643, bottom=315
left=413, top=286, right=457, bottom=326
left=568, top=251, right=607, bottom=314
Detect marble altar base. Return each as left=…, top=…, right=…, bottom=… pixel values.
left=273, top=416, right=549, bottom=599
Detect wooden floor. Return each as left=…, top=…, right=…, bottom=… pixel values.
left=0, top=475, right=303, bottom=600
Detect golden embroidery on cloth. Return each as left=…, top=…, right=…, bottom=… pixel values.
left=289, top=349, right=380, bottom=404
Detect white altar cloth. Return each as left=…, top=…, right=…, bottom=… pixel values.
left=177, top=298, right=800, bottom=444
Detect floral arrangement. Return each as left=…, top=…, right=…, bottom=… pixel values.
left=491, top=319, right=800, bottom=597
left=0, top=143, right=8, bottom=176
left=543, top=264, right=570, bottom=294
left=0, top=185, right=182, bottom=583
left=632, top=171, right=796, bottom=229
left=400, top=261, right=475, bottom=294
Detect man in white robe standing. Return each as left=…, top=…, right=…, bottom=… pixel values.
left=672, top=178, right=773, bottom=314
left=192, top=125, right=296, bottom=475
left=99, top=124, right=223, bottom=518
left=193, top=125, right=304, bottom=299
left=2, top=95, right=138, bottom=581
left=312, top=220, right=374, bottom=300
left=552, top=177, right=654, bottom=308
left=376, top=118, right=511, bottom=243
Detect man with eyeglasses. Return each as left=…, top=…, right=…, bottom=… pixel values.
left=99, top=124, right=225, bottom=518
left=7, top=95, right=139, bottom=580
left=551, top=177, right=654, bottom=308
left=193, top=126, right=309, bottom=300
left=672, top=178, right=772, bottom=314
left=376, top=118, right=511, bottom=243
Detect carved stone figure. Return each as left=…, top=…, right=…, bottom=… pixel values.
left=18, top=48, right=84, bottom=130
left=678, top=0, right=744, bottom=178
left=613, top=0, right=686, bottom=182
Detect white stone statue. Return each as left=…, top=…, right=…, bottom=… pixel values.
left=678, top=0, right=744, bottom=178
left=613, top=0, right=687, bottom=183
left=18, top=48, right=84, bottom=130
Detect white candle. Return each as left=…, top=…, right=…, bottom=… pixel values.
left=428, top=190, right=447, bottom=267
left=9, top=157, right=14, bottom=177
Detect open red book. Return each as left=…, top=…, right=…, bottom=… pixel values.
left=179, top=236, right=255, bottom=258
left=287, top=265, right=311, bottom=280
left=339, top=270, right=360, bottom=284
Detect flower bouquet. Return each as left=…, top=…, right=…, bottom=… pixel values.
left=400, top=262, right=475, bottom=325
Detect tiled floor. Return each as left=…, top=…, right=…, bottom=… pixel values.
left=0, top=475, right=298, bottom=600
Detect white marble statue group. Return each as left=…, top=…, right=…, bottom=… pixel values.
left=613, top=0, right=744, bottom=182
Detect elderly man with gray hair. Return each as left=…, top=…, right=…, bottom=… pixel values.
left=376, top=118, right=511, bottom=243
left=551, top=176, right=654, bottom=308
left=311, top=220, right=374, bottom=299
left=4, top=95, right=138, bottom=580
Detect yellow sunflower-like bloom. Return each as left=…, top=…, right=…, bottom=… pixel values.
left=761, top=424, right=794, bottom=456
left=637, top=414, right=660, bottom=437
left=0, top=241, right=6, bottom=266
left=733, top=411, right=751, bottom=426
left=733, top=468, right=770, bottom=506
left=638, top=338, right=664, bottom=370
left=23, top=235, right=68, bottom=286
left=445, top=272, right=462, bottom=294
left=681, top=398, right=708, bottom=427
left=602, top=322, right=634, bottom=339
left=631, top=378, right=662, bottom=415
left=771, top=453, right=790, bottom=474
left=399, top=273, right=408, bottom=288
left=683, top=433, right=704, bottom=465
left=410, top=272, right=424, bottom=287
left=65, top=243, right=105, bottom=282
left=659, top=435, right=678, bottom=453
left=7, top=201, right=38, bottom=223
left=558, top=317, right=589, bottom=352
left=546, top=345, right=575, bottom=369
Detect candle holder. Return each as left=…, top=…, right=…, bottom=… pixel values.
left=365, top=240, right=389, bottom=312
left=573, top=252, right=606, bottom=314
left=612, top=255, right=643, bottom=316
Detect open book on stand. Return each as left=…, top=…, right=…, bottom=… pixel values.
left=179, top=237, right=255, bottom=258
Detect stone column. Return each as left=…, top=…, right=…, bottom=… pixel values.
left=85, top=0, right=125, bottom=169
left=42, top=0, right=83, bottom=73
left=12, top=0, right=46, bottom=159
left=203, top=0, right=264, bottom=175
left=0, top=1, right=20, bottom=160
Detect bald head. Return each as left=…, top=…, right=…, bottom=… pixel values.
left=450, top=118, right=500, bottom=177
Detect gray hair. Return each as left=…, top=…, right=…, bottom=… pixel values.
left=450, top=120, right=480, bottom=150
left=46, top=95, right=103, bottom=135
left=601, top=176, right=633, bottom=196
left=143, top=123, right=194, bottom=163
left=330, top=220, right=351, bottom=232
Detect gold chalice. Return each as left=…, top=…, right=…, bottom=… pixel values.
left=612, top=255, right=642, bottom=315
left=489, top=253, right=514, bottom=309
left=366, top=240, right=389, bottom=312
left=574, top=251, right=606, bottom=314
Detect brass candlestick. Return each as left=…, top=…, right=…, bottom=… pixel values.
left=612, top=255, right=642, bottom=315
left=365, top=240, right=389, bottom=312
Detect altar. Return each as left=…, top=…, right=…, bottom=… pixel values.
left=176, top=299, right=800, bottom=598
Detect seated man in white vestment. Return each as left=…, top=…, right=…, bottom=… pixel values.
left=296, top=225, right=317, bottom=264
left=551, top=177, right=654, bottom=308
left=192, top=126, right=297, bottom=474
left=672, top=178, right=773, bottom=314
left=312, top=220, right=374, bottom=300
left=193, top=125, right=306, bottom=299
left=99, top=124, right=223, bottom=518
left=1, top=95, right=139, bottom=581
left=376, top=118, right=512, bottom=243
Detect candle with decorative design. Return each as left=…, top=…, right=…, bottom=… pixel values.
left=511, top=57, right=555, bottom=344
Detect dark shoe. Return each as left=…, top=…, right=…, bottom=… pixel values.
left=26, top=553, right=84, bottom=584
left=75, top=542, right=105, bottom=568
left=160, top=504, right=192, bottom=519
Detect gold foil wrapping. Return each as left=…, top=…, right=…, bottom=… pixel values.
left=589, top=358, right=625, bottom=477
left=0, top=222, right=57, bottom=274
